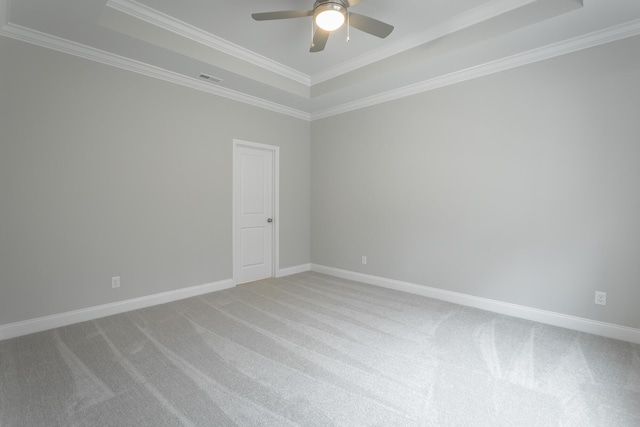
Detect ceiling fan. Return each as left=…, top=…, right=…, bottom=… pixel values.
left=251, top=0, right=394, bottom=53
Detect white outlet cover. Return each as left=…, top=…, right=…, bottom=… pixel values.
left=595, top=291, right=606, bottom=305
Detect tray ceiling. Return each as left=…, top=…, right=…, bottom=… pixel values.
left=2, top=0, right=640, bottom=120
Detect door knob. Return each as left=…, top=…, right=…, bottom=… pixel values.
left=267, top=218, right=273, bottom=223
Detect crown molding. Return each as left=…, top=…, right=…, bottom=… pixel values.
left=2, top=0, right=638, bottom=123
left=311, top=18, right=640, bottom=120
left=0, top=22, right=310, bottom=121
left=106, top=0, right=311, bottom=87
left=311, top=0, right=538, bottom=85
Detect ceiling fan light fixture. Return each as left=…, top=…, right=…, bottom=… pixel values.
left=252, top=0, right=394, bottom=53
left=314, top=3, right=346, bottom=32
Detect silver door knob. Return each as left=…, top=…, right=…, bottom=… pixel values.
left=267, top=218, right=273, bottom=223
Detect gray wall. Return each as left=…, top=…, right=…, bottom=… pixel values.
left=3, top=32, right=640, bottom=331
left=0, top=37, right=310, bottom=326
left=311, top=35, right=640, bottom=329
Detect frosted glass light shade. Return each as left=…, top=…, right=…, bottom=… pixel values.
left=315, top=7, right=345, bottom=31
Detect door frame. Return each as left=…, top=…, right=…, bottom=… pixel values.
left=232, top=139, right=280, bottom=285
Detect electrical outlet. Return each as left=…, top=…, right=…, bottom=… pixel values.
left=595, top=291, right=606, bottom=305
left=361, top=256, right=367, bottom=265
left=112, top=276, right=121, bottom=289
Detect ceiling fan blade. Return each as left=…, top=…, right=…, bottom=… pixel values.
left=346, top=0, right=364, bottom=6
left=310, top=29, right=330, bottom=53
left=348, top=13, right=394, bottom=38
left=252, top=10, right=313, bottom=21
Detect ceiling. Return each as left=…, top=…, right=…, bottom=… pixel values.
left=2, top=0, right=640, bottom=120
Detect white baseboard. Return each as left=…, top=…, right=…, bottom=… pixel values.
left=310, top=264, right=640, bottom=345
left=0, top=279, right=234, bottom=341
left=276, top=263, right=311, bottom=278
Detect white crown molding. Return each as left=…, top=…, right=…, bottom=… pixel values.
left=106, top=0, right=310, bottom=86
left=2, top=0, right=639, bottom=122
left=0, top=23, right=311, bottom=121
left=107, top=0, right=537, bottom=88
left=0, top=278, right=234, bottom=341
left=311, top=17, right=640, bottom=120
left=311, top=0, right=538, bottom=85
left=311, top=264, right=640, bottom=345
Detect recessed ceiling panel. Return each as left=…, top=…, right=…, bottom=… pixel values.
left=3, top=0, right=640, bottom=119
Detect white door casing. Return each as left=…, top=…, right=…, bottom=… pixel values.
left=233, top=140, right=279, bottom=284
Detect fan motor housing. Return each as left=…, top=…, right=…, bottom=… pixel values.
left=313, top=0, right=349, bottom=10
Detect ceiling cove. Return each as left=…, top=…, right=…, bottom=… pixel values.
left=2, top=0, right=640, bottom=121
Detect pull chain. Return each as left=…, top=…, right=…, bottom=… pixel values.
left=311, top=18, right=315, bottom=48
left=346, top=10, right=350, bottom=42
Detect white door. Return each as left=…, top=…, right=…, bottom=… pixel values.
left=233, top=143, right=276, bottom=284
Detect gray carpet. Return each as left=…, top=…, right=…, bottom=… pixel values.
left=1, top=272, right=639, bottom=426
